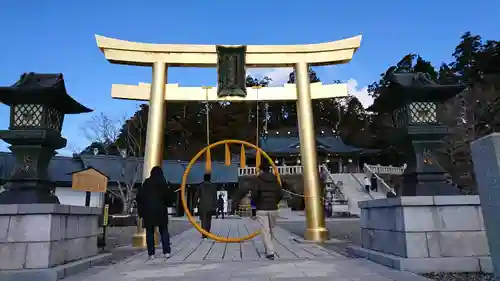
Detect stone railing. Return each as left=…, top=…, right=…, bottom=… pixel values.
left=319, top=164, right=349, bottom=216
left=238, top=165, right=324, bottom=177
left=364, top=164, right=406, bottom=175
left=363, top=163, right=397, bottom=196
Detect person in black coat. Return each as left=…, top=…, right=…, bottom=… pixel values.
left=216, top=194, right=225, bottom=219
left=370, top=174, right=378, bottom=192
left=135, top=166, right=173, bottom=260
left=195, top=173, right=217, bottom=239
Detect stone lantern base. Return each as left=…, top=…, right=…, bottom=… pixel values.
left=0, top=130, right=65, bottom=204
left=0, top=186, right=59, bottom=204
left=0, top=204, right=110, bottom=281
left=347, top=196, right=492, bottom=274
left=399, top=138, right=463, bottom=196
left=401, top=172, right=462, bottom=196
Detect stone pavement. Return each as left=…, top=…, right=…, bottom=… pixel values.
left=61, top=218, right=432, bottom=281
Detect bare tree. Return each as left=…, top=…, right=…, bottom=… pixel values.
left=438, top=77, right=500, bottom=194
left=80, top=109, right=147, bottom=214
left=80, top=112, right=123, bottom=155
left=110, top=158, right=141, bottom=214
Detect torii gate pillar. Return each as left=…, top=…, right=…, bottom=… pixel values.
left=96, top=34, right=362, bottom=243
left=295, top=61, right=327, bottom=241
left=143, top=62, right=167, bottom=179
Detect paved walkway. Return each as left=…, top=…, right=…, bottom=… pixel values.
left=63, top=218, right=431, bottom=281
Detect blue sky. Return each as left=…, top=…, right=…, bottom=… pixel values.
left=0, top=0, right=498, bottom=155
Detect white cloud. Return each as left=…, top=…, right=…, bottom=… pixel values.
left=248, top=68, right=292, bottom=86
left=347, top=78, right=373, bottom=109
left=249, top=68, right=374, bottom=109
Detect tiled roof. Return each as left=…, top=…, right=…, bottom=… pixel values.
left=0, top=152, right=238, bottom=185
left=248, top=136, right=379, bottom=155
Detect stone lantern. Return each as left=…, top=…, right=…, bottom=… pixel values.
left=0, top=73, right=92, bottom=204
left=368, top=71, right=466, bottom=196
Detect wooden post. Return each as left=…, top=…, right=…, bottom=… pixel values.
left=85, top=191, right=91, bottom=206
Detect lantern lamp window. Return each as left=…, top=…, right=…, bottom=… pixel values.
left=12, top=104, right=43, bottom=128
left=392, top=105, right=408, bottom=129
left=45, top=107, right=64, bottom=132
left=409, top=102, right=437, bottom=124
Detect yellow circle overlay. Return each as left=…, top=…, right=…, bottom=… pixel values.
left=180, top=139, right=282, bottom=243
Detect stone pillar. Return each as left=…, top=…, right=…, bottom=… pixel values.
left=471, top=133, right=500, bottom=280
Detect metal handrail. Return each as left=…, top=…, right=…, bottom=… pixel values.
left=349, top=173, right=375, bottom=200
left=363, top=163, right=397, bottom=196
left=319, top=164, right=348, bottom=202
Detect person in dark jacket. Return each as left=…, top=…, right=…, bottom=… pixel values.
left=195, top=173, right=217, bottom=239
left=370, top=174, right=378, bottom=192
left=135, top=166, right=173, bottom=261
left=216, top=194, right=225, bottom=219
left=252, top=161, right=283, bottom=260
left=250, top=193, right=257, bottom=219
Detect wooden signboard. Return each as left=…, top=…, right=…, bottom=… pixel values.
left=71, top=167, right=108, bottom=193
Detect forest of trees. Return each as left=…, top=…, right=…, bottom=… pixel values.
left=82, top=32, right=500, bottom=193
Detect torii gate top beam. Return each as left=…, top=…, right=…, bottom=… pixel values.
left=95, top=35, right=362, bottom=67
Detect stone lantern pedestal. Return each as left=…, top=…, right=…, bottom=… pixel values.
left=0, top=130, right=66, bottom=204
left=0, top=73, right=110, bottom=281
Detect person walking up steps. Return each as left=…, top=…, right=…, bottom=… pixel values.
left=252, top=161, right=283, bottom=260
left=364, top=176, right=371, bottom=194
left=370, top=173, right=378, bottom=192
left=195, top=173, right=217, bottom=239
left=135, top=166, right=174, bottom=261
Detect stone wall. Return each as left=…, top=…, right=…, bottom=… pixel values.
left=0, top=204, right=101, bottom=270
left=348, top=196, right=492, bottom=273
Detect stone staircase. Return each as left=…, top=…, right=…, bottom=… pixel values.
left=350, top=173, right=388, bottom=199
left=328, top=173, right=371, bottom=215
left=325, top=173, right=387, bottom=216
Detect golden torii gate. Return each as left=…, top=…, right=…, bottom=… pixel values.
left=95, top=34, right=362, bottom=243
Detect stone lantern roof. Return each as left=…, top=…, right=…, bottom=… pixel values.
left=367, top=71, right=466, bottom=113
left=0, top=72, right=93, bottom=114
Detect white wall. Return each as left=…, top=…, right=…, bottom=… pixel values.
left=55, top=187, right=104, bottom=208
